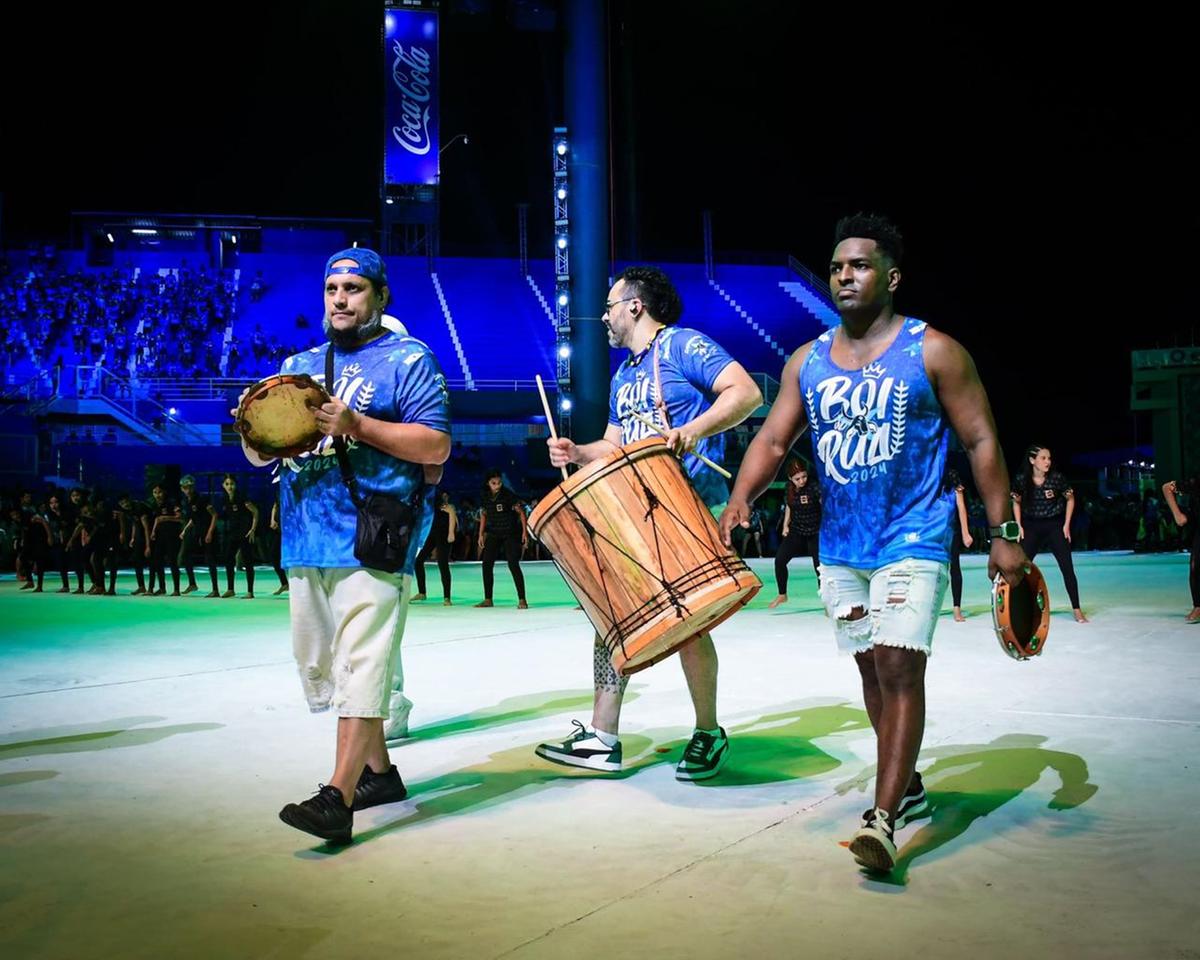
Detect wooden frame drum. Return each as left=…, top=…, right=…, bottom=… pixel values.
left=235, top=374, right=329, bottom=459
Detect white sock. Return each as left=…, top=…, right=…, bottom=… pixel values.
left=592, top=727, right=619, bottom=747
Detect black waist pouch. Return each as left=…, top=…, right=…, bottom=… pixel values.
left=354, top=493, right=417, bottom=574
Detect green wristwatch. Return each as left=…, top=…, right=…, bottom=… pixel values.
left=988, top=521, right=1020, bottom=541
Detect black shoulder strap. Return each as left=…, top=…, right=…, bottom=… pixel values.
left=326, top=345, right=365, bottom=509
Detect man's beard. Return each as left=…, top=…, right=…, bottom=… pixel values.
left=324, top=308, right=384, bottom=348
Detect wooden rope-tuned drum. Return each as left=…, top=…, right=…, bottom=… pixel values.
left=235, top=374, right=329, bottom=459
left=991, top=562, right=1051, bottom=660
left=528, top=436, right=761, bottom=675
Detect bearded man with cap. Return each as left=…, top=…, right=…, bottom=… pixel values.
left=237, top=248, right=451, bottom=844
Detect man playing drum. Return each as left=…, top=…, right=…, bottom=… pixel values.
left=536, top=266, right=761, bottom=780
left=721, top=214, right=1027, bottom=872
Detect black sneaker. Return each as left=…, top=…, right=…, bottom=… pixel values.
left=278, top=784, right=353, bottom=844
left=861, top=771, right=929, bottom=831
left=850, top=807, right=896, bottom=872
left=353, top=765, right=408, bottom=811
left=675, top=727, right=730, bottom=781
left=535, top=719, right=622, bottom=772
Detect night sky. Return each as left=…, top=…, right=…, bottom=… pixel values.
left=2, top=2, right=1194, bottom=461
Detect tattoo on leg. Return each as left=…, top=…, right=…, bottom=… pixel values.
left=593, top=639, right=629, bottom=694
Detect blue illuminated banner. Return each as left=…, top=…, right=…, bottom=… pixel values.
left=384, top=6, right=439, bottom=185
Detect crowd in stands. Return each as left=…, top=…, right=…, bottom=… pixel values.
left=1, top=251, right=238, bottom=386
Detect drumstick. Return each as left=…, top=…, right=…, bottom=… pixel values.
left=535, top=374, right=569, bottom=481
left=626, top=409, right=732, bottom=479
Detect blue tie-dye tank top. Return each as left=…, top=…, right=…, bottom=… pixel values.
left=798, top=318, right=954, bottom=568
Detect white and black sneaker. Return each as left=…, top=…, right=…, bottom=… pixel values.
left=675, top=727, right=729, bottom=781
left=535, top=719, right=622, bottom=772
left=850, top=807, right=897, bottom=872
left=862, top=771, right=929, bottom=830
left=384, top=695, right=413, bottom=742
left=895, top=771, right=929, bottom=827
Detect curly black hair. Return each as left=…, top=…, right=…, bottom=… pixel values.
left=833, top=213, right=905, bottom=267
left=614, top=266, right=684, bottom=325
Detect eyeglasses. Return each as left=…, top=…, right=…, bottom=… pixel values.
left=603, top=296, right=637, bottom=313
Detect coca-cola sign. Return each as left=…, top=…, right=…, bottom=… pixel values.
left=391, top=42, right=432, bottom=155
left=384, top=8, right=439, bottom=185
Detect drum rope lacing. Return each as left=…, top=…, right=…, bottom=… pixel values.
left=548, top=446, right=745, bottom=662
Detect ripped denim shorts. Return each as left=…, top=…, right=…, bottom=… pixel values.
left=817, top=558, right=949, bottom=656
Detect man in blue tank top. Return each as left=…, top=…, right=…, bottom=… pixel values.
left=722, top=215, right=1028, bottom=873
left=535, top=266, right=762, bottom=782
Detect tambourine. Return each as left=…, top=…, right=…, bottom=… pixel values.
left=991, top=562, right=1051, bottom=661
left=235, top=374, right=329, bottom=458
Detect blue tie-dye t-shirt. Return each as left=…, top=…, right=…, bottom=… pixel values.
left=607, top=325, right=735, bottom=508
left=277, top=331, right=451, bottom=572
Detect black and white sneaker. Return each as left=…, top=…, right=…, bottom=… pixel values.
left=862, top=771, right=929, bottom=831
left=675, top=727, right=729, bottom=781
left=895, top=771, right=929, bottom=827
left=535, top=719, right=622, bottom=771
left=353, top=764, right=408, bottom=811
left=383, top=696, right=413, bottom=742
left=278, top=784, right=353, bottom=844
left=850, top=807, right=897, bottom=872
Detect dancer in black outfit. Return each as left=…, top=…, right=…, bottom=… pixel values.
left=123, top=493, right=153, bottom=595
left=23, top=506, right=50, bottom=593
left=1162, top=474, right=1200, bottom=623
left=769, top=459, right=821, bottom=609
left=148, top=484, right=183, bottom=596
left=948, top=468, right=974, bottom=622
left=64, top=488, right=88, bottom=593
left=205, top=473, right=259, bottom=599
left=176, top=475, right=208, bottom=595
left=476, top=470, right=528, bottom=609
left=413, top=491, right=457, bottom=605
left=268, top=491, right=288, bottom=595
left=43, top=493, right=72, bottom=593
left=85, top=496, right=115, bottom=594
left=1012, top=445, right=1088, bottom=622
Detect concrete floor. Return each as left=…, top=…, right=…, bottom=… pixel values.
left=1, top=552, right=1196, bottom=959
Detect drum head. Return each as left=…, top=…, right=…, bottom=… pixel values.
left=992, top=562, right=1051, bottom=660
left=235, top=374, right=329, bottom=458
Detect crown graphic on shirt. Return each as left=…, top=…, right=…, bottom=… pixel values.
left=342, top=362, right=363, bottom=378
left=861, top=362, right=886, bottom=380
